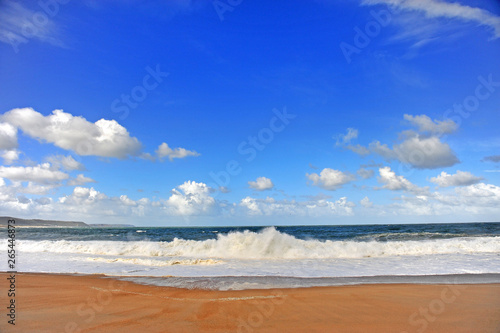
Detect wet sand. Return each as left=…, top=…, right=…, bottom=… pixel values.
left=1, top=273, right=499, bottom=332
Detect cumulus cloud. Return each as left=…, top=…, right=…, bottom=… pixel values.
left=13, top=181, right=60, bottom=195
left=404, top=114, right=457, bottom=135
left=0, top=178, right=14, bottom=202
left=17, top=195, right=30, bottom=204
left=239, top=196, right=355, bottom=216
left=156, top=142, right=200, bottom=161
left=0, top=163, right=69, bottom=184
left=56, top=186, right=152, bottom=218
left=344, top=114, right=459, bottom=169
left=2, top=108, right=142, bottom=159
left=35, top=197, right=52, bottom=205
left=335, top=128, right=371, bottom=155
left=357, top=168, right=374, bottom=179
left=60, top=186, right=108, bottom=206
left=387, top=134, right=459, bottom=169
left=454, top=183, right=500, bottom=200
left=430, top=170, right=483, bottom=187
left=362, top=0, right=500, bottom=39
left=1, top=149, right=19, bottom=164
left=307, top=168, right=355, bottom=190
left=388, top=182, right=500, bottom=218
left=119, top=195, right=137, bottom=207
left=46, top=155, right=85, bottom=171
left=68, top=174, right=96, bottom=186
left=346, top=144, right=370, bottom=156
left=0, top=122, right=17, bottom=150
left=219, top=186, right=231, bottom=193
left=360, top=196, right=373, bottom=208
left=335, top=128, right=358, bottom=146
left=377, top=166, right=428, bottom=194
left=167, top=181, right=215, bottom=215
left=248, top=177, right=274, bottom=191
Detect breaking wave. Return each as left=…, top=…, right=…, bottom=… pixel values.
left=18, top=227, right=500, bottom=260
left=85, top=257, right=221, bottom=266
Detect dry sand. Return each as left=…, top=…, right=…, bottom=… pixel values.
left=1, top=273, right=499, bottom=332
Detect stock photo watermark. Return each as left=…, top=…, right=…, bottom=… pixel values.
left=111, top=64, right=169, bottom=120
left=64, top=279, right=128, bottom=333
left=442, top=74, right=500, bottom=127
left=5, top=218, right=17, bottom=326
left=397, top=73, right=499, bottom=176
left=401, top=282, right=468, bottom=333
left=212, top=0, right=243, bottom=21
left=340, top=6, right=397, bottom=64
left=6, top=0, right=70, bottom=53
left=208, top=106, right=296, bottom=192
left=237, top=291, right=285, bottom=333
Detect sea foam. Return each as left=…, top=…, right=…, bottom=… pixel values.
left=18, top=227, right=500, bottom=259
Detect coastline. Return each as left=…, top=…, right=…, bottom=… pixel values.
left=2, top=272, right=499, bottom=332
left=119, top=273, right=500, bottom=290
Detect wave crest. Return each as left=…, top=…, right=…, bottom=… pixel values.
left=18, top=227, right=500, bottom=259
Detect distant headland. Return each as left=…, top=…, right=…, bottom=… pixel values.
left=0, top=216, right=134, bottom=228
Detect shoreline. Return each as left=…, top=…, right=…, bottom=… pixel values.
left=117, top=273, right=500, bottom=290
left=2, top=272, right=499, bottom=332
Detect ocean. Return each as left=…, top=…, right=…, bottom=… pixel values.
left=3, top=222, right=500, bottom=290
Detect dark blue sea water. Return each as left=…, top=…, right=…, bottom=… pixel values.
left=14, top=222, right=500, bottom=242
left=3, top=222, right=500, bottom=289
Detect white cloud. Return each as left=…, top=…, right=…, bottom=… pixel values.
left=46, top=155, right=85, bottom=171
left=0, top=178, right=59, bottom=196
left=357, top=168, right=374, bottom=179
left=239, top=196, right=356, bottom=216
left=454, top=183, right=500, bottom=200
left=219, top=186, right=230, bottom=193
left=335, top=128, right=358, bottom=146
left=156, top=142, right=200, bottom=161
left=139, top=152, right=156, bottom=162
left=0, top=1, right=65, bottom=51
left=390, top=134, right=459, bottom=169
left=377, top=166, right=428, bottom=194
left=240, top=196, right=263, bottom=215
left=360, top=196, right=373, bottom=208
left=0, top=163, right=69, bottom=184
left=362, top=0, right=500, bottom=39
left=57, top=186, right=154, bottom=219
left=307, top=168, right=355, bottom=190
left=430, top=170, right=483, bottom=187
left=17, top=195, right=31, bottom=204
left=346, top=144, right=370, bottom=156
left=388, top=182, right=500, bottom=218
left=68, top=174, right=96, bottom=186
left=119, top=195, right=137, bottom=207
left=166, top=181, right=215, bottom=215
left=8, top=181, right=59, bottom=195
left=35, top=197, right=52, bottom=205
left=0, top=122, right=17, bottom=150
left=0, top=177, right=14, bottom=202
left=248, top=177, right=274, bottom=191
left=404, top=114, right=457, bottom=135
left=2, top=108, right=142, bottom=159
left=336, top=128, right=371, bottom=156
left=61, top=186, right=107, bottom=204
left=1, top=149, right=20, bottom=164
left=346, top=114, right=459, bottom=169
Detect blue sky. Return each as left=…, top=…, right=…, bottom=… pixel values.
left=0, top=0, right=499, bottom=226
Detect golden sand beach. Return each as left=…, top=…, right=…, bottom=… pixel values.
left=1, top=273, right=499, bottom=332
